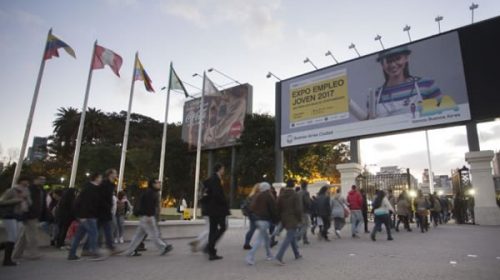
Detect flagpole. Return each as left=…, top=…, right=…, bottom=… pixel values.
left=117, top=52, right=138, bottom=192
left=11, top=29, right=52, bottom=188
left=69, top=41, right=97, bottom=189
left=192, top=71, right=206, bottom=221
left=158, top=62, right=173, bottom=205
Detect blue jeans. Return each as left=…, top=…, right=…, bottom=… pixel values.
left=350, top=210, right=363, bottom=235
left=371, top=214, right=392, bottom=239
left=246, top=220, right=272, bottom=262
left=83, top=220, right=115, bottom=250
left=275, top=227, right=300, bottom=262
left=69, top=218, right=98, bottom=257
left=244, top=215, right=257, bottom=246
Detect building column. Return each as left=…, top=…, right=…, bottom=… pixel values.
left=465, top=150, right=500, bottom=225
left=337, top=162, right=363, bottom=199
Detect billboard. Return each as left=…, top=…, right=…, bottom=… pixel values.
left=280, top=32, right=471, bottom=147
left=182, top=84, right=252, bottom=150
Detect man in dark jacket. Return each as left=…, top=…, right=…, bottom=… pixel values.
left=98, top=169, right=117, bottom=251
left=13, top=176, right=46, bottom=259
left=55, top=188, right=76, bottom=248
left=316, top=185, right=332, bottom=241
left=123, top=179, right=173, bottom=257
left=360, top=189, right=370, bottom=233
left=203, top=163, right=230, bottom=261
left=297, top=180, right=312, bottom=244
left=68, top=173, right=104, bottom=261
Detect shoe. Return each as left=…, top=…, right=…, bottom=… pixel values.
left=388, top=237, right=394, bottom=241
left=335, top=230, right=341, bottom=238
left=303, top=240, right=310, bottom=245
left=110, top=248, right=123, bottom=256
left=245, top=256, right=255, bottom=265
left=270, top=240, right=278, bottom=248
left=209, top=255, right=223, bottom=261
left=127, top=250, right=141, bottom=257
left=67, top=255, right=80, bottom=261
left=295, top=255, right=303, bottom=260
left=275, top=259, right=285, bottom=266
left=119, top=237, right=124, bottom=244
left=407, top=229, right=413, bottom=232
left=114, top=238, right=118, bottom=244
left=81, top=250, right=93, bottom=257
left=88, top=254, right=106, bottom=261
left=3, top=260, right=18, bottom=266
left=161, top=244, right=173, bottom=256
left=352, top=234, right=360, bottom=239
left=189, top=240, right=199, bottom=252
left=243, top=244, right=252, bottom=250
left=137, top=244, right=147, bottom=252
left=364, top=230, right=370, bottom=234
left=266, top=255, right=274, bottom=261
left=371, top=235, right=376, bottom=241
left=395, top=228, right=400, bottom=232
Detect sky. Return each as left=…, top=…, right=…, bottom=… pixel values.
left=0, top=0, right=499, bottom=182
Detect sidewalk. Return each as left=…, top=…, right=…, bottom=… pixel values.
left=1, top=223, right=499, bottom=280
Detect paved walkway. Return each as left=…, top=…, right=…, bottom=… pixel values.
left=2, top=222, right=500, bottom=280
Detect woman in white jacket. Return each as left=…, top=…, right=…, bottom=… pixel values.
left=370, top=190, right=395, bottom=242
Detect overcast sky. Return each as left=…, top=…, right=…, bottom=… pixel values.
left=0, top=0, right=499, bottom=182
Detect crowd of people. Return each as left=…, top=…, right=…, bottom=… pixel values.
left=1, top=163, right=454, bottom=267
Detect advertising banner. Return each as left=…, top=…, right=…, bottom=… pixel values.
left=182, top=84, right=252, bottom=150
left=280, top=32, right=471, bottom=147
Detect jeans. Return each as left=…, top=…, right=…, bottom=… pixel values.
left=362, top=210, right=369, bottom=232
left=320, top=215, right=331, bottom=239
left=350, top=210, right=363, bottom=235
left=124, top=216, right=167, bottom=255
left=2, top=219, right=19, bottom=242
left=275, top=227, right=300, bottom=262
left=56, top=219, right=73, bottom=248
left=297, top=214, right=310, bottom=242
left=371, top=214, right=392, bottom=239
left=193, top=217, right=210, bottom=250
left=396, top=215, right=410, bottom=231
left=13, top=219, right=40, bottom=258
left=208, top=215, right=227, bottom=256
left=244, top=215, right=257, bottom=246
left=69, top=218, right=98, bottom=257
left=115, top=215, right=125, bottom=239
left=246, top=220, right=272, bottom=262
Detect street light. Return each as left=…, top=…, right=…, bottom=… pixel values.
left=85, top=172, right=90, bottom=177
left=470, top=3, right=479, bottom=23
left=303, top=57, right=318, bottom=70
left=207, top=67, right=241, bottom=85
left=374, top=34, right=385, bottom=50
left=348, top=43, right=361, bottom=57
left=403, top=25, right=412, bottom=42
left=266, top=71, right=281, bottom=81
left=325, top=50, right=339, bottom=64
left=435, top=15, right=444, bottom=33
left=60, top=177, right=65, bottom=184
left=193, top=72, right=221, bottom=88
left=468, top=188, right=476, bottom=196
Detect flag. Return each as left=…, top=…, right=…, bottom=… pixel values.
left=169, top=63, right=188, bottom=97
left=134, top=56, right=155, bottom=92
left=203, top=74, right=220, bottom=96
left=92, top=44, right=123, bottom=77
left=44, top=33, right=76, bottom=60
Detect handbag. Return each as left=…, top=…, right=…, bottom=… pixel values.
left=343, top=206, right=350, bottom=218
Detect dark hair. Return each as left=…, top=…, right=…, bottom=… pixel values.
left=89, top=172, right=101, bottom=181
left=286, top=179, right=296, bottom=188
left=372, top=190, right=386, bottom=209
left=381, top=55, right=411, bottom=83
left=351, top=185, right=357, bottom=190
left=148, top=178, right=159, bottom=189
left=214, top=163, right=223, bottom=173
left=117, top=190, right=126, bottom=200
left=318, top=185, right=329, bottom=195
left=300, top=180, right=308, bottom=190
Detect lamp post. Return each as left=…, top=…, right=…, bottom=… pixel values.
left=374, top=34, right=384, bottom=50
left=266, top=71, right=281, bottom=81
left=403, top=25, right=412, bottom=42
left=435, top=15, right=444, bottom=33
left=303, top=57, right=318, bottom=70
left=207, top=67, right=241, bottom=85
left=470, top=3, right=479, bottom=23
left=325, top=50, right=339, bottom=64
left=348, top=43, right=361, bottom=57
left=60, top=177, right=65, bottom=184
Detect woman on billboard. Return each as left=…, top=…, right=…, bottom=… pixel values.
left=368, top=46, right=443, bottom=119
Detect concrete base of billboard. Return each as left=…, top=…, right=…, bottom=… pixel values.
left=465, top=150, right=500, bottom=226
left=337, top=162, right=363, bottom=199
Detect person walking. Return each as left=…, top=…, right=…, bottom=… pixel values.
left=316, top=186, right=332, bottom=241
left=370, top=190, right=395, bottom=241
left=387, top=189, right=397, bottom=229
left=123, top=179, right=173, bottom=257
left=55, top=188, right=76, bottom=249
left=242, top=183, right=260, bottom=250
left=429, top=192, right=442, bottom=227
left=414, top=190, right=430, bottom=233
left=331, top=189, right=347, bottom=238
left=68, top=173, right=104, bottom=261
left=203, top=163, right=230, bottom=261
left=0, top=176, right=31, bottom=266
left=115, top=191, right=131, bottom=244
left=395, top=191, right=412, bottom=232
left=360, top=189, right=370, bottom=233
left=347, top=185, right=363, bottom=238
left=274, top=180, right=303, bottom=265
left=297, top=181, right=312, bottom=245
left=98, top=169, right=118, bottom=252
left=245, top=182, right=278, bottom=265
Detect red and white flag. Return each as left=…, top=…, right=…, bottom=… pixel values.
left=92, top=44, right=123, bottom=77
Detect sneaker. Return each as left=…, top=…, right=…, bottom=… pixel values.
left=114, top=238, right=118, bottom=244
left=161, top=244, right=173, bottom=256
left=371, top=235, right=376, bottom=241
left=245, top=256, right=255, bottom=265
left=119, top=237, right=124, bottom=244
left=275, top=258, right=285, bottom=266
left=266, top=255, right=274, bottom=261
left=243, top=244, right=252, bottom=250
left=303, top=240, right=310, bottom=245
left=209, top=255, right=223, bottom=261
left=127, top=250, right=142, bottom=257
left=352, top=234, right=360, bottom=239
left=88, top=254, right=106, bottom=261
left=335, top=230, right=341, bottom=238
left=67, top=255, right=80, bottom=261
left=387, top=236, right=394, bottom=241
left=81, top=250, right=93, bottom=257
left=295, top=254, right=303, bottom=260
left=270, top=240, right=278, bottom=248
